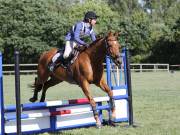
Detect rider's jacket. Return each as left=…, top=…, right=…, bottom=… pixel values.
left=65, top=21, right=96, bottom=46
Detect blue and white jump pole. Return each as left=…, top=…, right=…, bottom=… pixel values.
left=0, top=47, right=133, bottom=134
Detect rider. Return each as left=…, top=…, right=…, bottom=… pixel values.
left=49, top=11, right=99, bottom=71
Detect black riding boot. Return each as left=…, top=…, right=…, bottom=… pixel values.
left=63, top=58, right=69, bottom=66
left=58, top=55, right=69, bottom=67
left=49, top=55, right=71, bottom=71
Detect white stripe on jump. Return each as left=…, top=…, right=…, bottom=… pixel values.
left=28, top=112, right=50, bottom=118
left=56, top=104, right=92, bottom=114
left=94, top=96, right=109, bottom=102
left=46, top=100, right=69, bottom=106
left=112, top=89, right=127, bottom=96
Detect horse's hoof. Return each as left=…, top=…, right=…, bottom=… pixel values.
left=40, top=100, right=45, bottom=102
left=29, top=97, right=37, bottom=102
left=40, top=98, right=45, bottom=102
left=109, top=120, right=117, bottom=127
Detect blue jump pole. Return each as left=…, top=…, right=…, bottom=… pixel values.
left=106, top=56, right=112, bottom=89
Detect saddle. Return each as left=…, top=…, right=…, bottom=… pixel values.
left=55, top=48, right=80, bottom=69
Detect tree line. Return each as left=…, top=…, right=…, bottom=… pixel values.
left=0, top=0, right=179, bottom=64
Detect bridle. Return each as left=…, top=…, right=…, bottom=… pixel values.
left=104, top=37, right=120, bottom=60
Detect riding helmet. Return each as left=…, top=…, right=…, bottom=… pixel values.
left=84, top=11, right=99, bottom=20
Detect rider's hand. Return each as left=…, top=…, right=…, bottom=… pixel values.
left=75, top=45, right=87, bottom=51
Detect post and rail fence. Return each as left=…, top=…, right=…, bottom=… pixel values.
left=2, top=63, right=170, bottom=75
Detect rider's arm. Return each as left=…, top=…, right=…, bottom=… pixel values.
left=90, top=29, right=96, bottom=41
left=74, top=22, right=87, bottom=46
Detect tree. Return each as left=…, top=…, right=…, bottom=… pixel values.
left=0, top=0, right=69, bottom=63
left=0, top=0, right=179, bottom=64
left=118, top=10, right=151, bottom=62
left=149, top=17, right=180, bottom=64
left=107, top=0, right=140, bottom=15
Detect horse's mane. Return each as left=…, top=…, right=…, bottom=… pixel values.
left=88, top=37, right=104, bottom=48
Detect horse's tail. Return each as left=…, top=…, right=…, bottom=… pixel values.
left=28, top=77, right=43, bottom=92
left=29, top=76, right=43, bottom=102
left=29, top=49, right=52, bottom=92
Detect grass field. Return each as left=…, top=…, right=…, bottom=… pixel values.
left=3, top=71, right=180, bottom=135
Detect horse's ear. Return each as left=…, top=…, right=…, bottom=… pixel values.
left=114, top=31, right=120, bottom=38
left=108, top=31, right=113, bottom=36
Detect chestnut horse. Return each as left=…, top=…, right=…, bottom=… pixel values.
left=29, top=31, right=121, bottom=128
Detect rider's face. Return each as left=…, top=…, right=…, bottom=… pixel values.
left=90, top=19, right=97, bottom=26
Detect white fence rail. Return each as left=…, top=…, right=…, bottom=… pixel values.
left=2, top=63, right=169, bottom=74
left=131, top=63, right=169, bottom=72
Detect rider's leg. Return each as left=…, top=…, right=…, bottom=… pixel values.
left=63, top=41, right=72, bottom=59
left=49, top=41, right=77, bottom=71
left=63, top=41, right=77, bottom=64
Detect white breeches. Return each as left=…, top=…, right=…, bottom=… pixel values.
left=51, top=41, right=77, bottom=62
left=63, top=41, right=77, bottom=59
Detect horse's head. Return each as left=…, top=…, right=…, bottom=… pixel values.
left=105, top=31, right=121, bottom=66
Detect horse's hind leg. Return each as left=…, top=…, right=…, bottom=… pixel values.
left=29, top=77, right=43, bottom=102
left=40, top=77, right=62, bottom=102
left=79, top=79, right=102, bottom=128
left=96, top=78, right=116, bottom=126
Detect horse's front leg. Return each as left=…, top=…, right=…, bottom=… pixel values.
left=79, top=78, right=102, bottom=128
left=96, top=78, right=116, bottom=126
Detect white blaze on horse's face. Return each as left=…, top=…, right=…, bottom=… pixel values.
left=107, top=38, right=120, bottom=57
left=113, top=41, right=117, bottom=44
left=107, top=32, right=121, bottom=65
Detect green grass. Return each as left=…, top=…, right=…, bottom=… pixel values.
left=3, top=71, right=180, bottom=135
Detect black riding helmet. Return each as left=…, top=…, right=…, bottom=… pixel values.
left=84, top=11, right=99, bottom=21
